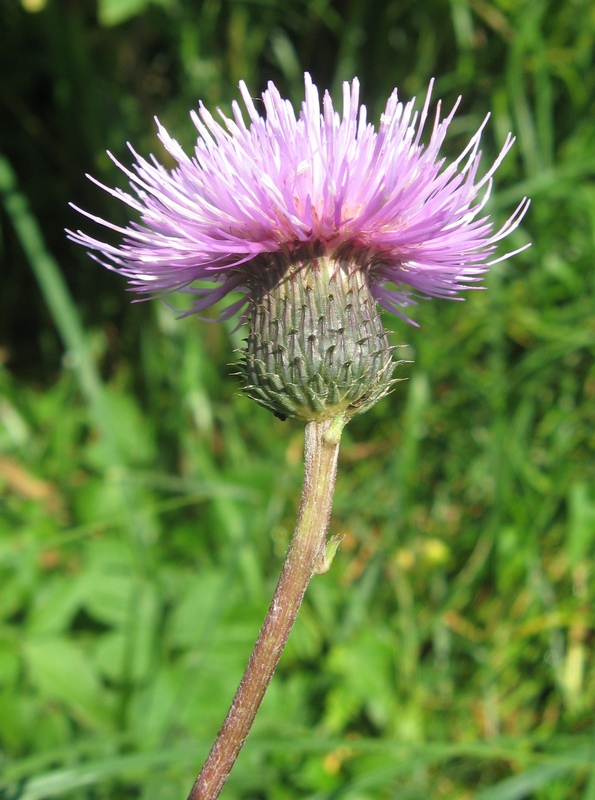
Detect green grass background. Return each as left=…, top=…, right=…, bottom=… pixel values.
left=0, top=0, right=594, bottom=798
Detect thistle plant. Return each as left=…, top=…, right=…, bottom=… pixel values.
left=68, top=74, right=529, bottom=799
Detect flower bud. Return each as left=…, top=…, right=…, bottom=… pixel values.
left=240, top=252, right=397, bottom=421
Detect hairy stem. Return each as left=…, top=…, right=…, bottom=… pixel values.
left=187, top=415, right=347, bottom=800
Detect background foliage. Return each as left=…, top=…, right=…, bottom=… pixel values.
left=1, top=0, right=594, bottom=798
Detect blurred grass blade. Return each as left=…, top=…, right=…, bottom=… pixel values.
left=0, top=155, right=155, bottom=537
left=474, top=763, right=576, bottom=800
left=1, top=748, right=196, bottom=800
left=0, top=153, right=119, bottom=462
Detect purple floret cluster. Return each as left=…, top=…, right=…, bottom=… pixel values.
left=69, top=73, right=529, bottom=323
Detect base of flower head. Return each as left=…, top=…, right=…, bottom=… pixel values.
left=238, top=252, right=400, bottom=422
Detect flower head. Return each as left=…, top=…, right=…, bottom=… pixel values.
left=68, top=73, right=529, bottom=324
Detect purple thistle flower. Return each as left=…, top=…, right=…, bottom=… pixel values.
left=68, top=73, right=529, bottom=325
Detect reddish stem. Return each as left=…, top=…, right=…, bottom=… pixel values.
left=187, top=415, right=346, bottom=800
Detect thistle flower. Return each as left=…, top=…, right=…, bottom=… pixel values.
left=69, top=74, right=529, bottom=421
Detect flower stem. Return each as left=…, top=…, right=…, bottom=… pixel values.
left=187, top=415, right=347, bottom=800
